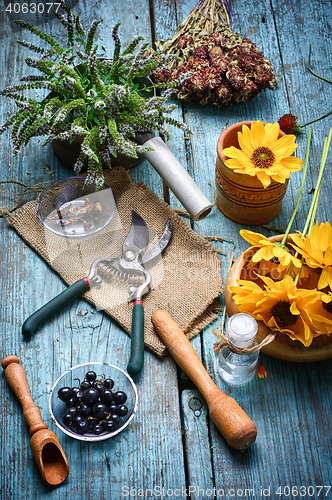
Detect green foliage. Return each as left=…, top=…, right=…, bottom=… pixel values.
left=0, top=0, right=189, bottom=187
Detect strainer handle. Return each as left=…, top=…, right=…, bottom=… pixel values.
left=22, top=279, right=90, bottom=336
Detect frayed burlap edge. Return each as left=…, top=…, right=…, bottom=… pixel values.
left=7, top=167, right=223, bottom=357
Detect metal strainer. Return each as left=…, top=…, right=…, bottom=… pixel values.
left=37, top=176, right=116, bottom=238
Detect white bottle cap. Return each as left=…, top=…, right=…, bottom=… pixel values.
left=226, top=313, right=258, bottom=347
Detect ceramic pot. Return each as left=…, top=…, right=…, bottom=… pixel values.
left=215, top=121, right=289, bottom=225
left=51, top=136, right=142, bottom=171
left=224, top=234, right=332, bottom=362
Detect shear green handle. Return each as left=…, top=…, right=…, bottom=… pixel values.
left=22, top=278, right=90, bottom=336
left=127, top=302, right=144, bottom=377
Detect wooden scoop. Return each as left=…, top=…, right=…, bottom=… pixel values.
left=151, top=310, right=257, bottom=450
left=2, top=355, right=69, bottom=487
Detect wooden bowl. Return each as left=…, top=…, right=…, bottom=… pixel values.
left=215, top=121, right=289, bottom=225
left=224, top=234, right=332, bottom=362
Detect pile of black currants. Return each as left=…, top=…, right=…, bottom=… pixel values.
left=57, top=370, right=128, bottom=436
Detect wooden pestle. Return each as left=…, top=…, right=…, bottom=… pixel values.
left=2, top=355, right=69, bottom=487
left=151, top=311, right=257, bottom=450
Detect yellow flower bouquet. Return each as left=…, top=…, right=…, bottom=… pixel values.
left=226, top=127, right=332, bottom=349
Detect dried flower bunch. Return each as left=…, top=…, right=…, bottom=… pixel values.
left=0, top=1, right=189, bottom=186
left=154, top=0, right=278, bottom=107
left=222, top=120, right=303, bottom=188
left=229, top=127, right=332, bottom=347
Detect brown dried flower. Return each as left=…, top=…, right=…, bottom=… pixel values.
left=155, top=0, right=278, bottom=107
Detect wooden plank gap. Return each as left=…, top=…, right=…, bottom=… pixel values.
left=269, top=0, right=292, bottom=108
left=176, top=364, right=198, bottom=497
left=183, top=109, right=196, bottom=230
left=149, top=0, right=157, bottom=49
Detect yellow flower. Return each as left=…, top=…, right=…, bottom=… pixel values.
left=309, top=292, right=332, bottom=336
left=240, top=229, right=305, bottom=280
left=255, top=275, right=332, bottom=346
left=229, top=274, right=332, bottom=346
left=228, top=278, right=266, bottom=314
left=222, top=120, right=303, bottom=188
left=290, top=221, right=332, bottom=290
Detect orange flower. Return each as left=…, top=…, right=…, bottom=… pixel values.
left=257, top=360, right=267, bottom=379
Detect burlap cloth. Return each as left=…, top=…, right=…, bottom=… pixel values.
left=7, top=167, right=223, bottom=357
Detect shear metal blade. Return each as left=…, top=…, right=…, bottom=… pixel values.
left=122, top=211, right=149, bottom=255
left=141, top=218, right=172, bottom=265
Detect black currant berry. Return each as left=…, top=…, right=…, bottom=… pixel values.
left=85, top=371, right=97, bottom=382
left=66, top=407, right=78, bottom=418
left=108, top=404, right=119, bottom=415
left=92, top=403, right=107, bottom=419
left=80, top=380, right=91, bottom=391
left=100, top=389, right=113, bottom=405
left=93, top=381, right=104, bottom=393
left=66, top=397, right=76, bottom=408
left=104, top=378, right=114, bottom=390
left=62, top=413, right=73, bottom=426
left=91, top=424, right=103, bottom=435
left=78, top=404, right=91, bottom=418
left=73, top=415, right=84, bottom=426
left=73, top=390, right=84, bottom=405
left=58, top=387, right=73, bottom=402
left=76, top=420, right=89, bottom=435
left=83, top=388, right=99, bottom=407
left=118, top=405, right=128, bottom=416
left=113, top=391, right=127, bottom=405
left=110, top=414, right=120, bottom=425
left=102, top=420, right=115, bottom=432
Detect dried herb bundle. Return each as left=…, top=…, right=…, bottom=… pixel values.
left=155, top=0, right=278, bottom=107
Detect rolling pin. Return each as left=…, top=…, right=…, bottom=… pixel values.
left=151, top=310, right=257, bottom=450
left=2, top=355, right=69, bottom=487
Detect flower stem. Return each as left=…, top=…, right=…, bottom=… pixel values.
left=281, top=127, right=312, bottom=246
left=300, top=107, right=332, bottom=128
left=308, top=44, right=332, bottom=84
left=294, top=127, right=332, bottom=286
left=299, top=46, right=332, bottom=128
left=302, top=127, right=332, bottom=237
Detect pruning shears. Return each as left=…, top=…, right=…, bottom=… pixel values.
left=22, top=211, right=172, bottom=376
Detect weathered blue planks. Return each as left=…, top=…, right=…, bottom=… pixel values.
left=1, top=0, right=332, bottom=498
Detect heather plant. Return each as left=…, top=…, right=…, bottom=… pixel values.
left=0, top=1, right=189, bottom=187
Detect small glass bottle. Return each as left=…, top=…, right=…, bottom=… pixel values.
left=217, top=313, right=259, bottom=385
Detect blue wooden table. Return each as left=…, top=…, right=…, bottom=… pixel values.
left=1, top=0, right=332, bottom=498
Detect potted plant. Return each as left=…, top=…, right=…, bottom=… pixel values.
left=0, top=3, right=182, bottom=179
left=0, top=2, right=214, bottom=220
left=215, top=120, right=304, bottom=225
